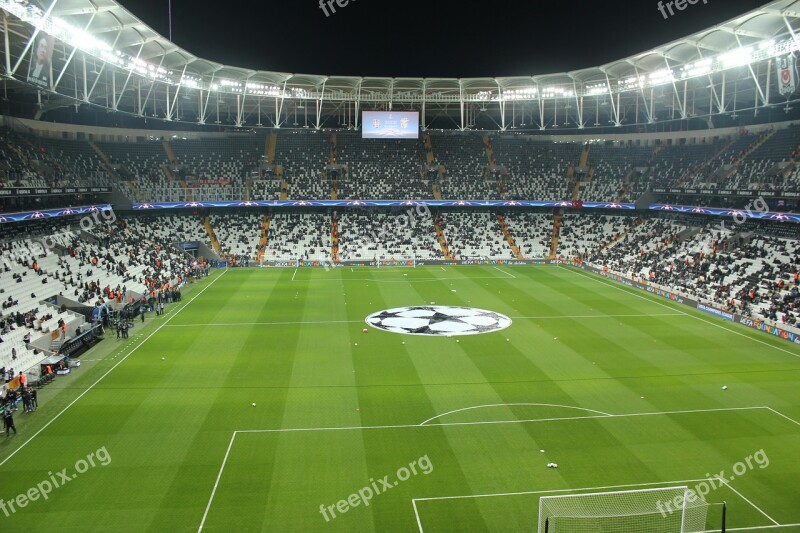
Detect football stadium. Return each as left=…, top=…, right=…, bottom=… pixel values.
left=0, top=0, right=799, bottom=531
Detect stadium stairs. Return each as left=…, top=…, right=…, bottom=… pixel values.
left=738, top=127, right=777, bottom=165
left=329, top=134, right=338, bottom=200
left=423, top=132, right=447, bottom=199
left=88, top=141, right=140, bottom=201
left=483, top=135, right=494, bottom=165
left=616, top=168, right=636, bottom=203
left=162, top=140, right=178, bottom=166
left=678, top=136, right=738, bottom=187
left=265, top=132, right=277, bottom=164
left=162, top=163, right=176, bottom=184
left=549, top=211, right=563, bottom=259
left=203, top=215, right=222, bottom=255
left=163, top=140, right=193, bottom=201
left=331, top=214, right=340, bottom=263
left=256, top=214, right=270, bottom=263
left=433, top=215, right=454, bottom=260
left=571, top=144, right=591, bottom=200
left=17, top=134, right=65, bottom=182
left=424, top=133, right=434, bottom=165
left=497, top=214, right=524, bottom=259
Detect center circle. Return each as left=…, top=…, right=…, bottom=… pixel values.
left=365, top=306, right=512, bottom=336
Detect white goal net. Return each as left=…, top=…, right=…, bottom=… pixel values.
left=538, top=486, right=710, bottom=532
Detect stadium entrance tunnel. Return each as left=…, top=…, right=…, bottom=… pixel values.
left=365, top=306, right=512, bottom=336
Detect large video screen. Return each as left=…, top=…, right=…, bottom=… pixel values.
left=362, top=111, right=419, bottom=139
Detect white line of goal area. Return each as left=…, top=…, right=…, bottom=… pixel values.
left=197, top=405, right=800, bottom=532
left=411, top=478, right=796, bottom=533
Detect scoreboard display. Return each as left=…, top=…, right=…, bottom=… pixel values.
left=362, top=111, right=420, bottom=139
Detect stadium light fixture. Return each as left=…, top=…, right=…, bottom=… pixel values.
left=759, top=39, right=775, bottom=51
left=720, top=47, right=752, bottom=68
left=2, top=0, right=800, bottom=105
left=681, top=59, right=712, bottom=78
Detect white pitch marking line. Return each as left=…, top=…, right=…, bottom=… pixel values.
left=412, top=499, right=425, bottom=533
left=419, top=403, right=612, bottom=426
left=412, top=478, right=710, bottom=502
left=508, top=313, right=684, bottom=319
left=764, top=407, right=800, bottom=427
left=205, top=406, right=798, bottom=530
left=233, top=406, right=769, bottom=435
left=0, top=269, right=228, bottom=469
left=724, top=524, right=800, bottom=531
left=716, top=477, right=780, bottom=525
left=165, top=320, right=364, bottom=327
left=165, top=314, right=685, bottom=328
left=198, top=431, right=239, bottom=532
left=290, top=276, right=517, bottom=283
left=492, top=266, right=516, bottom=279
left=440, top=267, right=446, bottom=271
left=564, top=267, right=800, bottom=361
left=291, top=268, right=297, bottom=281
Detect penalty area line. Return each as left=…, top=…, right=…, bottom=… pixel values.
left=198, top=431, right=238, bottom=532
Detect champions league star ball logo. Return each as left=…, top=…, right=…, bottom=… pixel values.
left=400, top=117, right=409, bottom=129
left=365, top=306, right=512, bottom=336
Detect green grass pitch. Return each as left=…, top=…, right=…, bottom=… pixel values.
left=1, top=265, right=799, bottom=532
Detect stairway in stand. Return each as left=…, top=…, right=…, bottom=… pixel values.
left=256, top=214, right=270, bottom=263
left=549, top=211, right=563, bottom=259
left=434, top=215, right=454, bottom=260
left=331, top=214, right=340, bottom=264
left=497, top=214, right=524, bottom=259
left=203, top=215, right=222, bottom=256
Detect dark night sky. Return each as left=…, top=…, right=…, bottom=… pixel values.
left=120, top=0, right=774, bottom=78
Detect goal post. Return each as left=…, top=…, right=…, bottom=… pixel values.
left=538, top=486, right=713, bottom=533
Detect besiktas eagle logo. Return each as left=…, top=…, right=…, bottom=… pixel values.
left=366, top=306, right=512, bottom=336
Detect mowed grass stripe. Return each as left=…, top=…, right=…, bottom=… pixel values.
left=353, top=267, right=492, bottom=531
left=560, top=265, right=800, bottom=359
left=91, top=270, right=257, bottom=531
left=2, top=266, right=798, bottom=532
left=393, top=267, right=573, bottom=529
left=0, top=270, right=229, bottom=532
left=260, top=268, right=375, bottom=531
left=400, top=269, right=687, bottom=522
left=455, top=270, right=672, bottom=401
left=197, top=269, right=320, bottom=531
left=150, top=270, right=293, bottom=530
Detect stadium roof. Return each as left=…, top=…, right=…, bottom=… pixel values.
left=2, top=0, right=800, bottom=130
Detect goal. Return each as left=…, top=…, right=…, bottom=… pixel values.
left=538, top=486, right=713, bottom=532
